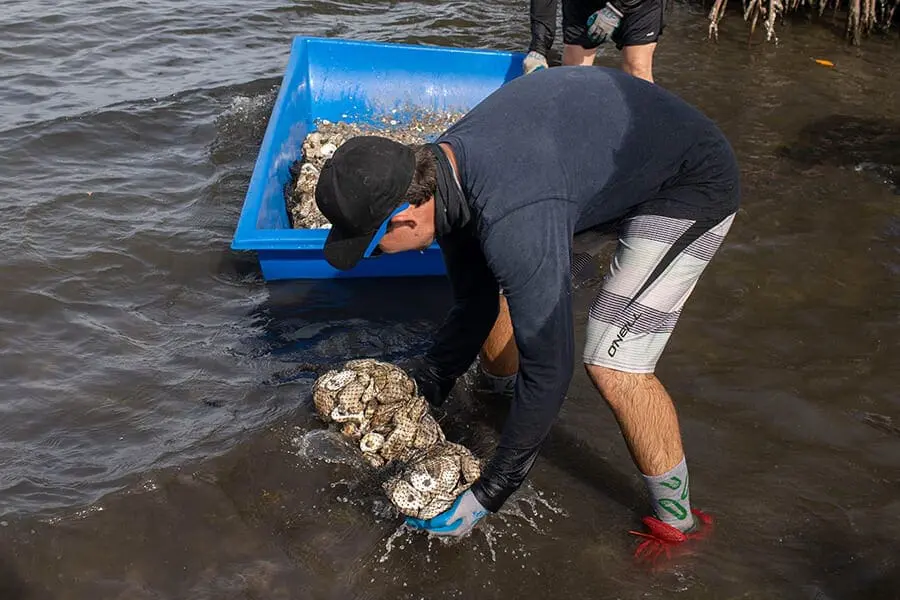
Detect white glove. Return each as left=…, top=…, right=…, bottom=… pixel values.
left=587, top=3, right=624, bottom=44
left=522, top=50, right=549, bottom=75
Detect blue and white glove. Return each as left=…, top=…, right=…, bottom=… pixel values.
left=405, top=489, right=490, bottom=537
left=586, top=3, right=624, bottom=45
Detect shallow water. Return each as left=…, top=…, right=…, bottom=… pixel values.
left=1, top=0, right=899, bottom=598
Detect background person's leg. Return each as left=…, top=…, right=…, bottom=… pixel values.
left=620, top=43, right=656, bottom=82
left=612, top=0, right=664, bottom=82
left=562, top=0, right=602, bottom=65
left=524, top=0, right=557, bottom=73
left=529, top=0, right=558, bottom=57
left=563, top=44, right=598, bottom=66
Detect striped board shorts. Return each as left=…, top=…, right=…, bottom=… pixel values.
left=577, top=212, right=736, bottom=373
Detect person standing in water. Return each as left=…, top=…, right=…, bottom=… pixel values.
left=523, top=0, right=665, bottom=83
left=314, top=67, right=738, bottom=558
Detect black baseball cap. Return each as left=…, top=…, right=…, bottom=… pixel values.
left=314, top=135, right=416, bottom=271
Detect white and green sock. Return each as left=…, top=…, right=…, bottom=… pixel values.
left=642, top=457, right=695, bottom=532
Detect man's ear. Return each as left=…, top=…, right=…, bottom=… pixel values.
left=389, top=213, right=418, bottom=231
left=404, top=200, right=434, bottom=227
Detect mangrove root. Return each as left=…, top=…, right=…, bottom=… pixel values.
left=710, top=0, right=895, bottom=45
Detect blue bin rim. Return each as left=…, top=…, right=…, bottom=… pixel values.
left=292, top=35, right=523, bottom=58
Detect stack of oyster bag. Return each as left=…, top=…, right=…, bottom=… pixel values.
left=312, top=358, right=481, bottom=520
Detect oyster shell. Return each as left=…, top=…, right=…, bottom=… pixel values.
left=286, top=113, right=465, bottom=230
left=383, top=441, right=482, bottom=520
left=311, top=358, right=481, bottom=520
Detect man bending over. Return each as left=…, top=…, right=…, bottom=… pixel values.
left=313, top=66, right=740, bottom=556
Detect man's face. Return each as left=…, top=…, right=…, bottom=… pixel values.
left=377, top=198, right=436, bottom=254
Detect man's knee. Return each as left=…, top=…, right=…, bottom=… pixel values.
left=623, top=62, right=653, bottom=83
left=621, top=43, right=655, bottom=82
left=584, top=363, right=654, bottom=403
left=563, top=43, right=596, bottom=66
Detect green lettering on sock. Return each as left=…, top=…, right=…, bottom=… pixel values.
left=660, top=476, right=681, bottom=491
left=659, top=499, right=687, bottom=520
left=643, top=458, right=693, bottom=528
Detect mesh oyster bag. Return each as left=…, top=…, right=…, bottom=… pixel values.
left=312, top=358, right=481, bottom=519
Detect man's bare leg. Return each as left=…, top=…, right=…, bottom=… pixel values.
left=621, top=43, right=656, bottom=82
left=586, top=364, right=696, bottom=530
left=561, top=42, right=656, bottom=82
left=563, top=43, right=597, bottom=66
left=584, top=365, right=683, bottom=474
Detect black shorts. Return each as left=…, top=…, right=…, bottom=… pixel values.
left=563, top=0, right=665, bottom=50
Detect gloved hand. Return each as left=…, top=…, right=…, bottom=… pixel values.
left=522, top=50, right=548, bottom=75
left=586, top=3, right=624, bottom=45
left=408, top=359, right=456, bottom=408
left=405, top=489, right=490, bottom=537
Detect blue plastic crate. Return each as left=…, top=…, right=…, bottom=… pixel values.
left=230, top=36, right=526, bottom=280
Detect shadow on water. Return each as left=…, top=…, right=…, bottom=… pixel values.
left=211, top=238, right=455, bottom=358
left=539, top=422, right=646, bottom=514
left=214, top=247, right=267, bottom=284
left=439, top=385, right=646, bottom=517
left=794, top=517, right=900, bottom=600
left=258, top=274, right=451, bottom=322
left=238, top=273, right=456, bottom=387
left=778, top=114, right=900, bottom=193
left=0, top=552, right=27, bottom=600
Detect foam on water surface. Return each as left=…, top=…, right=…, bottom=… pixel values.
left=290, top=427, right=365, bottom=469
left=217, top=89, right=278, bottom=130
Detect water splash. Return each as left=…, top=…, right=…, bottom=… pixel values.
left=290, top=427, right=365, bottom=469
left=210, top=86, right=278, bottom=162
left=378, top=524, right=410, bottom=563
left=289, top=416, right=566, bottom=570
left=216, top=88, right=278, bottom=131
left=474, top=522, right=499, bottom=562
left=501, top=482, right=567, bottom=527
left=371, top=480, right=566, bottom=569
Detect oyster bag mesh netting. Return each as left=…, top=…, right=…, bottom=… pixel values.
left=312, top=359, right=481, bottom=520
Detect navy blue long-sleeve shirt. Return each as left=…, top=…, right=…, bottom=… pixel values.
left=427, top=66, right=740, bottom=512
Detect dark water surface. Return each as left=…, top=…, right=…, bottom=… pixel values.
left=1, top=0, right=898, bottom=598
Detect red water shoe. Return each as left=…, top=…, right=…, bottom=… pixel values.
left=629, top=508, right=714, bottom=565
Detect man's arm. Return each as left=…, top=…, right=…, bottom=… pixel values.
left=469, top=201, right=576, bottom=512
left=422, top=225, right=501, bottom=387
